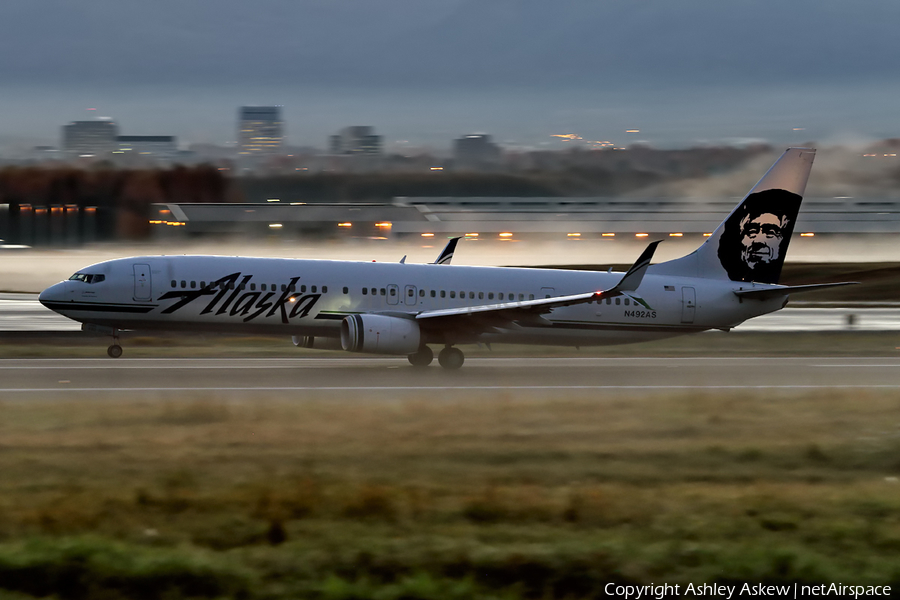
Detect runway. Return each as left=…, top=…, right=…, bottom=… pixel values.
left=2, top=356, right=899, bottom=395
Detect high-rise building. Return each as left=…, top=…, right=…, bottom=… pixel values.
left=62, top=119, right=119, bottom=156
left=330, top=126, right=382, bottom=155
left=454, top=134, right=501, bottom=168
left=238, top=106, right=284, bottom=155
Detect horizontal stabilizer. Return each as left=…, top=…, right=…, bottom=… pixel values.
left=734, top=282, right=858, bottom=301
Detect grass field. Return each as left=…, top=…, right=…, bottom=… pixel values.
left=1, top=386, right=900, bottom=599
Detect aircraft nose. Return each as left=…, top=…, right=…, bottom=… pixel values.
left=39, top=282, right=68, bottom=307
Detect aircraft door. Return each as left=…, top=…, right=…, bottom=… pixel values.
left=404, top=285, right=417, bottom=306
left=386, top=284, right=399, bottom=305
left=133, top=263, right=152, bottom=302
left=681, top=286, right=696, bottom=323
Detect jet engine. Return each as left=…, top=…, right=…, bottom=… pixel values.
left=340, top=314, right=421, bottom=355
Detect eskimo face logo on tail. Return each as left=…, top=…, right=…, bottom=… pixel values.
left=717, top=189, right=801, bottom=284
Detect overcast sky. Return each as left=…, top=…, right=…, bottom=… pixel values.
left=2, top=0, right=899, bottom=152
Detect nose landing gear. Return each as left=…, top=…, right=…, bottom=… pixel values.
left=107, top=330, right=123, bottom=358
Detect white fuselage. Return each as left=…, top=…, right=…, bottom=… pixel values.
left=39, top=255, right=785, bottom=348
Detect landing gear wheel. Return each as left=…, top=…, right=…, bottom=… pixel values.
left=408, top=346, right=434, bottom=367
left=438, top=346, right=464, bottom=370
left=107, top=344, right=123, bottom=359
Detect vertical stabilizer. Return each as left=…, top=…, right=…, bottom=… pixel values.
left=650, top=148, right=816, bottom=284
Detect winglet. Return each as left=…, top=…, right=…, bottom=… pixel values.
left=608, top=240, right=661, bottom=293
left=433, top=237, right=461, bottom=265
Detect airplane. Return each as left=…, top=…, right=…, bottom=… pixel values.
left=39, top=147, right=854, bottom=368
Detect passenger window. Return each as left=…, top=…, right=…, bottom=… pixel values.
left=362, top=288, right=368, bottom=295
left=624, top=298, right=630, bottom=306
left=281, top=284, right=286, bottom=291
left=390, top=288, right=396, bottom=296
left=488, top=293, right=494, bottom=300
left=181, top=280, right=186, bottom=288
left=419, top=289, right=425, bottom=297
left=450, top=291, right=456, bottom=299
left=240, top=283, right=246, bottom=291
left=250, top=283, right=255, bottom=291
left=171, top=280, right=176, bottom=288
left=300, top=285, right=307, bottom=293
left=468, top=292, right=474, bottom=299
left=499, top=293, right=504, bottom=300
left=312, top=286, right=318, bottom=293
left=200, top=281, right=206, bottom=288
left=430, top=290, right=436, bottom=297
left=518, top=294, right=524, bottom=301
left=460, top=291, right=464, bottom=298
left=441, top=291, right=446, bottom=298
left=343, top=287, right=348, bottom=294
left=261, top=284, right=266, bottom=291
left=191, top=281, right=196, bottom=289
left=380, top=288, right=386, bottom=296
left=529, top=294, right=534, bottom=300
left=289, top=284, right=296, bottom=292
left=408, top=288, right=414, bottom=297
left=615, top=298, right=620, bottom=305
left=606, top=298, right=611, bottom=305
left=371, top=288, right=377, bottom=295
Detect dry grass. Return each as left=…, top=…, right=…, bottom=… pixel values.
left=1, top=389, right=900, bottom=597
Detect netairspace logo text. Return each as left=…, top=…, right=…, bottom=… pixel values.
left=604, top=582, right=891, bottom=599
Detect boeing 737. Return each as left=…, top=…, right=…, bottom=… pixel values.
left=39, top=148, right=853, bottom=368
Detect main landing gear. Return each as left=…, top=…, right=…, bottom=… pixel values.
left=407, top=345, right=433, bottom=367
left=407, top=345, right=465, bottom=370
left=438, top=346, right=464, bottom=370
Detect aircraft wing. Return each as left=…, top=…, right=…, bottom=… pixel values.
left=415, top=241, right=661, bottom=326
left=733, top=282, right=858, bottom=301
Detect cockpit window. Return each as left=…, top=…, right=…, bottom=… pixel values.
left=68, top=273, right=105, bottom=284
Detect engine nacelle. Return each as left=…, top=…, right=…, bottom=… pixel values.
left=291, top=335, right=343, bottom=350
left=341, top=314, right=421, bottom=355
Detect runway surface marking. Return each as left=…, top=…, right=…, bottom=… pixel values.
left=5, top=385, right=900, bottom=393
